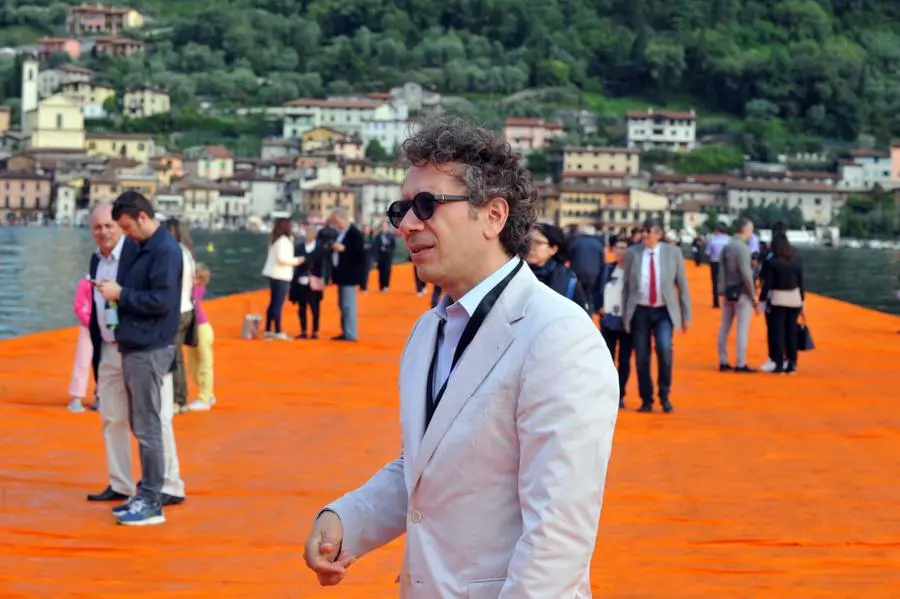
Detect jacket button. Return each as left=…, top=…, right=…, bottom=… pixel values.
left=411, top=509, right=422, bottom=523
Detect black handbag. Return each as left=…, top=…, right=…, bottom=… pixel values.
left=797, top=323, right=815, bottom=351
left=183, top=304, right=199, bottom=347
left=724, top=283, right=742, bottom=302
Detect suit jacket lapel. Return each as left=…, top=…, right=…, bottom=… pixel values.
left=409, top=268, right=533, bottom=488
left=404, top=314, right=439, bottom=464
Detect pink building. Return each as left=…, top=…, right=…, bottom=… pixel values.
left=37, top=38, right=82, bottom=61
left=67, top=4, right=130, bottom=35
left=504, top=118, right=565, bottom=153
left=0, top=172, right=53, bottom=215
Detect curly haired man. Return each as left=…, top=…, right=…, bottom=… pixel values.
left=304, top=116, right=620, bottom=598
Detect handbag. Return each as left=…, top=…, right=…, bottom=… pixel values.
left=797, top=322, right=815, bottom=351
left=183, top=304, right=199, bottom=347
left=724, top=283, right=743, bottom=302
left=309, top=275, right=325, bottom=292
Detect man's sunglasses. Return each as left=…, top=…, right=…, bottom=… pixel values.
left=386, top=192, right=468, bottom=228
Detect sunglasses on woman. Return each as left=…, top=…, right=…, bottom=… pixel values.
left=386, top=192, right=468, bottom=228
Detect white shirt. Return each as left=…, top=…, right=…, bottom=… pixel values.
left=261, top=235, right=296, bottom=281
left=603, top=265, right=625, bottom=316
left=431, top=256, right=520, bottom=399
left=178, top=244, right=195, bottom=313
left=332, top=226, right=350, bottom=267
left=639, top=245, right=665, bottom=308
left=93, top=236, right=125, bottom=344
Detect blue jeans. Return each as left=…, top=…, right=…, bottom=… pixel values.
left=631, top=306, right=673, bottom=406
left=266, top=278, right=290, bottom=334
left=337, top=285, right=358, bottom=340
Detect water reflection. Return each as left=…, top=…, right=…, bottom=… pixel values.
left=0, top=228, right=897, bottom=339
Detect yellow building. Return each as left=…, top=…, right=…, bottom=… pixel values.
left=0, top=106, right=10, bottom=135
left=85, top=132, right=154, bottom=163
left=303, top=184, right=356, bottom=220
left=547, top=185, right=670, bottom=229
left=559, top=146, right=641, bottom=177
left=182, top=145, right=234, bottom=180
left=123, top=84, right=171, bottom=118
left=341, top=158, right=373, bottom=179
left=301, top=126, right=350, bottom=151
left=371, top=161, right=407, bottom=183
left=24, top=94, right=85, bottom=150
left=149, top=154, right=183, bottom=186
left=59, top=80, right=115, bottom=117
left=89, top=171, right=158, bottom=204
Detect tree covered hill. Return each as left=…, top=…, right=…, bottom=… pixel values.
left=3, top=0, right=900, bottom=148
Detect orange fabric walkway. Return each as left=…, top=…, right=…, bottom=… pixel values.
left=1, top=262, right=899, bottom=598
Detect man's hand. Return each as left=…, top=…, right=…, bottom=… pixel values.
left=332, top=242, right=345, bottom=252
left=303, top=510, right=355, bottom=586
left=96, top=280, right=121, bottom=301
left=681, top=322, right=689, bottom=334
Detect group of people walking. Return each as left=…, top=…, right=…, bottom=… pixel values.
left=65, top=192, right=216, bottom=526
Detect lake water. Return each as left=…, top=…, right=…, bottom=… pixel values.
left=0, top=227, right=898, bottom=339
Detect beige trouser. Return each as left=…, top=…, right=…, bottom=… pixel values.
left=97, top=342, right=185, bottom=497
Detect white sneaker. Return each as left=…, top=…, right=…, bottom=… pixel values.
left=760, top=360, right=777, bottom=372
left=263, top=331, right=276, bottom=340
left=67, top=397, right=85, bottom=413
left=274, top=332, right=290, bottom=340
left=187, top=397, right=216, bottom=411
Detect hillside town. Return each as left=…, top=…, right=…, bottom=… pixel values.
left=0, top=3, right=899, bottom=234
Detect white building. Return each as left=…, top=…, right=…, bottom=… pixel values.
left=38, top=63, right=94, bottom=99
left=842, top=149, right=894, bottom=190
left=725, top=179, right=835, bottom=225
left=343, top=176, right=402, bottom=224
left=361, top=102, right=418, bottom=153
left=220, top=172, right=284, bottom=217
left=282, top=98, right=386, bottom=138
left=53, top=183, right=78, bottom=225
left=626, top=108, right=696, bottom=152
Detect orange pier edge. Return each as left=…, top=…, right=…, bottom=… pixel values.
left=1, top=263, right=899, bottom=598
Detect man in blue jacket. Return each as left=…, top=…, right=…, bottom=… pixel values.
left=95, top=191, right=183, bottom=526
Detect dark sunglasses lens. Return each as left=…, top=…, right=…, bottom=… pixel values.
left=412, top=192, right=437, bottom=221
left=387, top=201, right=407, bottom=227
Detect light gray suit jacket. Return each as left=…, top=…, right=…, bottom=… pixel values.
left=327, top=264, right=619, bottom=599
left=717, top=236, right=755, bottom=298
left=621, top=242, right=691, bottom=331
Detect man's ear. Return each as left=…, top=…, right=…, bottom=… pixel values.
left=483, top=196, right=509, bottom=241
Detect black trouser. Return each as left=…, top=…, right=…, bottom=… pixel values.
left=377, top=254, right=392, bottom=290
left=765, top=308, right=776, bottom=362
left=265, top=277, right=290, bottom=333
left=631, top=306, right=674, bottom=406
left=577, top=274, right=598, bottom=312
left=710, top=262, right=720, bottom=307
left=173, top=310, right=193, bottom=407
left=769, top=305, right=801, bottom=366
left=360, top=252, right=373, bottom=291
left=297, top=284, right=322, bottom=334
left=601, top=328, right=632, bottom=400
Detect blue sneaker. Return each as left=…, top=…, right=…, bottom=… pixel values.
left=112, top=497, right=135, bottom=517
left=115, top=497, right=165, bottom=526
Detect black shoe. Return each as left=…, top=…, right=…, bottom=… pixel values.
left=296, top=332, right=308, bottom=340
left=734, top=365, right=756, bottom=373
left=619, top=399, right=625, bottom=410
left=311, top=332, right=319, bottom=339
left=162, top=493, right=185, bottom=506
left=87, top=486, right=129, bottom=502
left=719, top=363, right=734, bottom=372
left=636, top=404, right=653, bottom=413
left=331, top=335, right=356, bottom=342
left=661, top=400, right=674, bottom=414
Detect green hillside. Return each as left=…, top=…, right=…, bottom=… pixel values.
left=3, top=0, right=900, bottom=159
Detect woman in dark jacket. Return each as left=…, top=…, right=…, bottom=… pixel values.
left=289, top=224, right=328, bottom=339
left=759, top=233, right=804, bottom=374
left=525, top=223, right=589, bottom=312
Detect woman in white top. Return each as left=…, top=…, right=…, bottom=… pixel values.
left=165, top=218, right=196, bottom=411
left=261, top=217, right=304, bottom=339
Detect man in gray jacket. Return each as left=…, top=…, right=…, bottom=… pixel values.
left=716, top=218, right=759, bottom=373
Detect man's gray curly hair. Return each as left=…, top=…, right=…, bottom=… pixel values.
left=401, top=116, right=539, bottom=257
